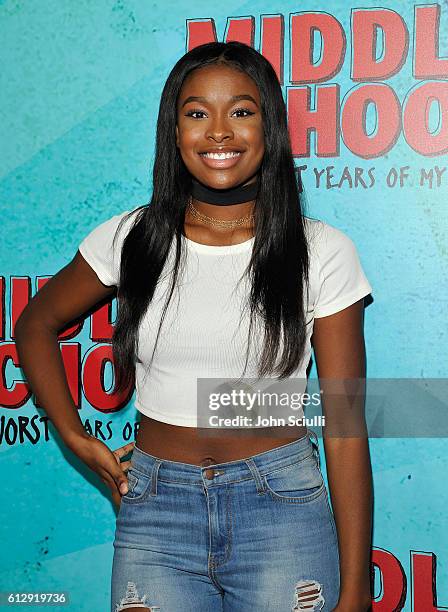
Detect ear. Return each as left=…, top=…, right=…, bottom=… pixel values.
left=175, top=125, right=179, bottom=147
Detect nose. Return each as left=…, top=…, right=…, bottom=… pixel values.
left=206, top=114, right=234, bottom=142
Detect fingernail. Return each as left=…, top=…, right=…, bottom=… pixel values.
left=120, top=483, right=128, bottom=494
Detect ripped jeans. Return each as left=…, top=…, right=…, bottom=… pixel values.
left=111, top=430, right=340, bottom=611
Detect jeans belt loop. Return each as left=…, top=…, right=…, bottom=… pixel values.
left=308, top=429, right=321, bottom=470
left=150, top=459, right=163, bottom=496
left=245, top=457, right=266, bottom=495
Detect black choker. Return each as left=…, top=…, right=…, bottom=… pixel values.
left=191, top=177, right=259, bottom=206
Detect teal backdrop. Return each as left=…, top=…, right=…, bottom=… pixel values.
left=1, top=1, right=447, bottom=610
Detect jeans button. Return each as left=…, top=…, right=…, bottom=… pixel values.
left=201, top=457, right=217, bottom=480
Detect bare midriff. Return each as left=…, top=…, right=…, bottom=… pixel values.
left=135, top=415, right=308, bottom=466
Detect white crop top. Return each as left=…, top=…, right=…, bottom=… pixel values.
left=78, top=207, right=373, bottom=427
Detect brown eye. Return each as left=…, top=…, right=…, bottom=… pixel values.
left=185, top=109, right=207, bottom=119
left=232, top=108, right=255, bottom=117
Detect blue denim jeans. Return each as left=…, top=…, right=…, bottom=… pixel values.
left=111, top=430, right=340, bottom=611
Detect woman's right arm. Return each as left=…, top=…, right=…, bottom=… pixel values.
left=15, top=250, right=131, bottom=504
left=15, top=250, right=115, bottom=448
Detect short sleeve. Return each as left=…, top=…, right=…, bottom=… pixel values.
left=78, top=208, right=138, bottom=287
left=313, top=222, right=372, bottom=318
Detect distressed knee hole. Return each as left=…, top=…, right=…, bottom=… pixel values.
left=115, top=580, right=159, bottom=611
left=292, top=579, right=325, bottom=611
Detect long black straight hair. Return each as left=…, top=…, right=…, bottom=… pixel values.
left=112, top=41, right=311, bottom=394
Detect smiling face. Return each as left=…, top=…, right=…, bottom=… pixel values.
left=175, top=63, right=265, bottom=190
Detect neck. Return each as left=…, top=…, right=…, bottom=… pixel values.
left=190, top=176, right=259, bottom=206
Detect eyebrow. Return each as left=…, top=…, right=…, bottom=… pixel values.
left=181, top=94, right=258, bottom=108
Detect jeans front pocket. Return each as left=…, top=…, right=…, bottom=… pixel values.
left=121, top=466, right=152, bottom=504
left=263, top=452, right=325, bottom=504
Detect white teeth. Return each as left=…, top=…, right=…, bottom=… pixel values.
left=202, top=151, right=241, bottom=159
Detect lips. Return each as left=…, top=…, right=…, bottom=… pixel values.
left=198, top=148, right=244, bottom=169
left=199, top=146, right=244, bottom=154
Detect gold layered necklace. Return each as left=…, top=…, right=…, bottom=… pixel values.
left=187, top=195, right=255, bottom=230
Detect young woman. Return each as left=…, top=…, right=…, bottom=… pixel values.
left=16, top=42, right=373, bottom=611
